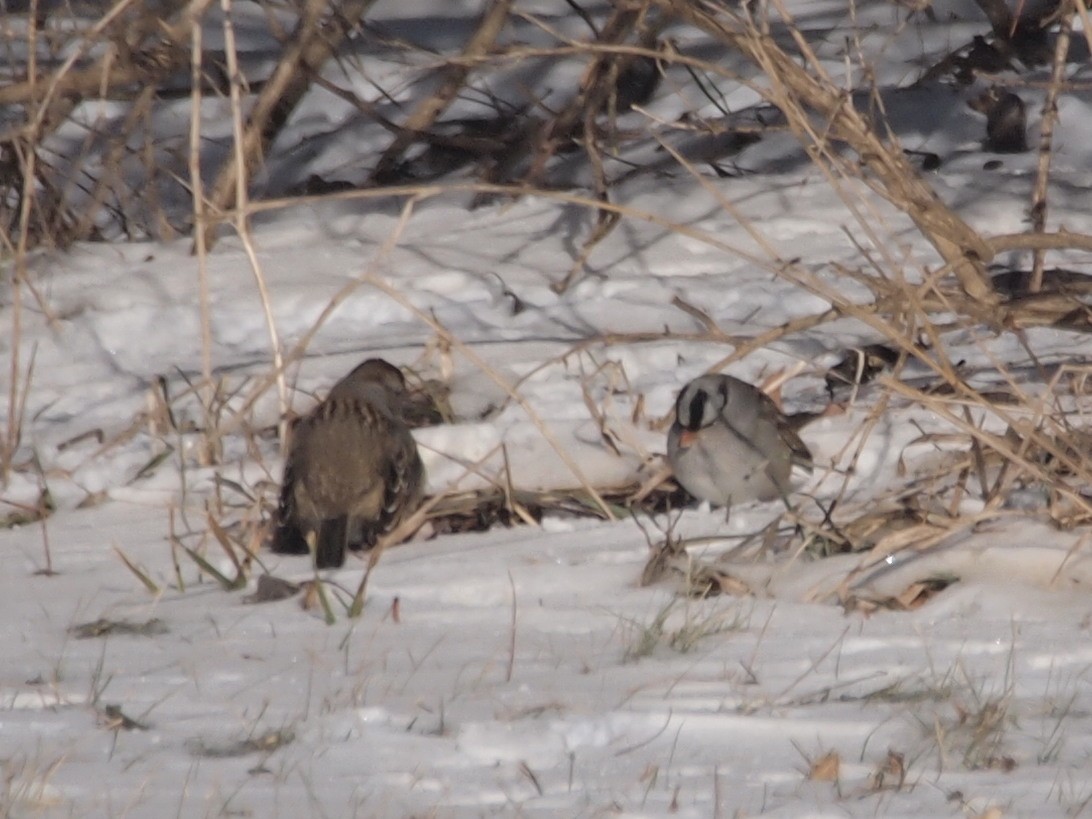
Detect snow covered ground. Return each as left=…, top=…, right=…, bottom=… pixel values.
left=4, top=1, right=1092, bottom=816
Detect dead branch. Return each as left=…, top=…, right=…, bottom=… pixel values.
left=1, top=0, right=206, bottom=245
left=201, top=0, right=378, bottom=247
left=523, top=2, right=656, bottom=187
left=658, top=0, right=997, bottom=303
left=369, top=0, right=514, bottom=184
left=1, top=0, right=203, bottom=133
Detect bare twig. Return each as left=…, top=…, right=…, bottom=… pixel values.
left=362, top=269, right=617, bottom=520
left=190, top=7, right=215, bottom=455
left=218, top=0, right=286, bottom=461
left=202, top=0, right=378, bottom=246
left=370, top=0, right=513, bottom=182
left=658, top=0, right=996, bottom=302
left=1028, top=5, right=1073, bottom=291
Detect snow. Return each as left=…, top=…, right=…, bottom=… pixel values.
left=4, top=0, right=1092, bottom=816
left=9, top=505, right=1092, bottom=817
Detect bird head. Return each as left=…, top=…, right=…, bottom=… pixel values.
left=327, top=358, right=409, bottom=409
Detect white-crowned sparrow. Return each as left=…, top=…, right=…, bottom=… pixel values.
left=272, top=358, right=425, bottom=569
left=667, top=374, right=812, bottom=508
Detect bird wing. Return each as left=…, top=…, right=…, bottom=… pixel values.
left=721, top=390, right=812, bottom=471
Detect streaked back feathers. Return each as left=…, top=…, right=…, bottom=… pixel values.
left=272, top=357, right=425, bottom=568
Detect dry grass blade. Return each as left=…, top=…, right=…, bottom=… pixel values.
left=199, top=196, right=419, bottom=453
left=190, top=7, right=215, bottom=453
left=309, top=577, right=337, bottom=626
left=2, top=341, right=37, bottom=484
left=360, top=272, right=616, bottom=522
left=206, top=511, right=247, bottom=576
left=113, top=547, right=161, bottom=595
left=214, top=0, right=287, bottom=458
left=177, top=541, right=246, bottom=591
left=347, top=442, right=508, bottom=617
left=657, top=0, right=995, bottom=302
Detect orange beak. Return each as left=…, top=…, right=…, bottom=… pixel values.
left=677, top=428, right=698, bottom=448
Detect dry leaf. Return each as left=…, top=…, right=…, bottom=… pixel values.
left=299, top=580, right=320, bottom=611
left=868, top=749, right=906, bottom=790
left=842, top=595, right=880, bottom=616
left=895, top=579, right=944, bottom=609
left=809, top=750, right=840, bottom=782
left=845, top=576, right=958, bottom=614
left=245, top=574, right=300, bottom=604
left=709, top=570, right=753, bottom=597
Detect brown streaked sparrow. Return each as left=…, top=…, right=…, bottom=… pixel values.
left=272, top=358, right=425, bottom=569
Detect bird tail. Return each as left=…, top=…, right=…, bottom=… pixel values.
left=314, top=517, right=349, bottom=569
left=271, top=478, right=309, bottom=554
left=271, top=521, right=309, bottom=555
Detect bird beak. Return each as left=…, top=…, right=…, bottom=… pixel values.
left=677, top=429, right=697, bottom=448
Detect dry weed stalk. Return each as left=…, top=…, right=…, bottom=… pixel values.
left=1028, top=3, right=1074, bottom=290
left=657, top=1, right=1092, bottom=326
left=8, top=2, right=1092, bottom=614
left=201, top=196, right=419, bottom=460
left=660, top=0, right=996, bottom=301
left=189, top=9, right=214, bottom=443
left=201, top=0, right=378, bottom=247
left=215, top=0, right=286, bottom=460
left=347, top=443, right=508, bottom=617
left=357, top=250, right=616, bottom=521
left=369, top=0, right=513, bottom=183
left=3, top=0, right=214, bottom=244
